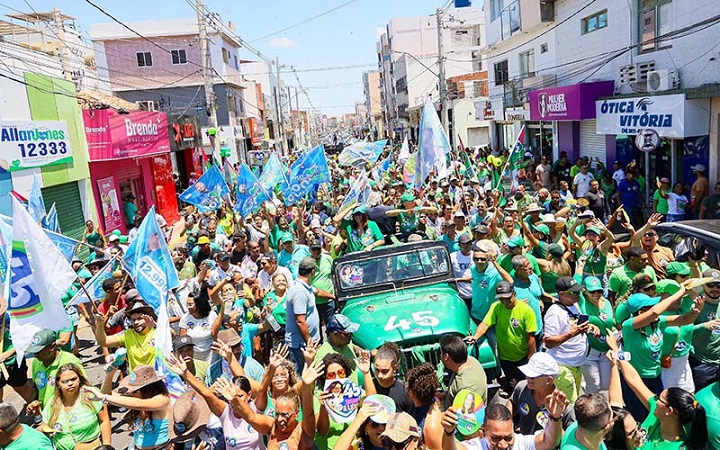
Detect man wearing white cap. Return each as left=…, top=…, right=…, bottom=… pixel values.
left=507, top=352, right=576, bottom=435
left=690, top=163, right=709, bottom=218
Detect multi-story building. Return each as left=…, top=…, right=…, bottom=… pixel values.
left=91, top=18, right=255, bottom=166
left=483, top=0, right=720, bottom=186
left=362, top=71, right=384, bottom=139
left=376, top=6, right=490, bottom=146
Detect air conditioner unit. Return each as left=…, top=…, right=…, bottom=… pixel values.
left=619, top=61, right=656, bottom=84
left=647, top=70, right=677, bottom=92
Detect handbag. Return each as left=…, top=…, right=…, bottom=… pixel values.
left=661, top=333, right=680, bottom=369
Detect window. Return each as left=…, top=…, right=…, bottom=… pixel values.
left=136, top=100, right=158, bottom=111
left=639, top=0, right=672, bottom=53
left=222, top=48, right=230, bottom=64
left=540, top=43, right=549, bottom=53
left=493, top=60, right=509, bottom=86
left=471, top=51, right=482, bottom=72
left=171, top=49, right=187, bottom=65
left=136, top=52, right=152, bottom=67
left=519, top=50, right=535, bottom=78
left=501, top=1, right=521, bottom=40
left=490, top=0, right=503, bottom=22
left=233, top=55, right=239, bottom=70
left=227, top=93, right=236, bottom=113
left=582, top=10, right=608, bottom=34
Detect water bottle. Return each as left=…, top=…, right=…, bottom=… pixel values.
left=266, top=314, right=281, bottom=332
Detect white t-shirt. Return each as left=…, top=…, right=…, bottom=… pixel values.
left=667, top=193, right=689, bottom=215
left=461, top=434, right=536, bottom=450
left=208, top=264, right=243, bottom=287
left=451, top=251, right=473, bottom=299
left=613, top=168, right=626, bottom=184
left=220, top=404, right=265, bottom=450
left=258, top=266, right=294, bottom=292
left=179, top=310, right=218, bottom=362
left=543, top=303, right=588, bottom=367
left=573, top=173, right=595, bottom=198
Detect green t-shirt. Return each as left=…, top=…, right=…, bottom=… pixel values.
left=497, top=253, right=541, bottom=277
left=691, top=301, right=720, bottom=365
left=640, top=396, right=685, bottom=450
left=310, top=254, right=335, bottom=305
left=32, top=351, right=86, bottom=407
left=579, top=297, right=615, bottom=353
left=654, top=189, right=670, bottom=215
left=661, top=301, right=694, bottom=358
left=694, top=382, right=720, bottom=450
left=341, top=219, right=384, bottom=254
left=483, top=300, right=537, bottom=362
left=269, top=223, right=297, bottom=251
left=622, top=316, right=667, bottom=378
left=263, top=291, right=287, bottom=326
left=6, top=424, right=54, bottom=450
left=42, top=399, right=103, bottom=450
left=609, top=265, right=658, bottom=297
left=561, top=422, right=608, bottom=449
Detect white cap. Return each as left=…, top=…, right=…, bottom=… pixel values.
left=691, top=164, right=707, bottom=172
left=310, top=218, right=322, bottom=229
left=518, top=352, right=560, bottom=378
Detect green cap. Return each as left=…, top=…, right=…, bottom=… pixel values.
left=584, top=226, right=603, bottom=236
left=583, top=277, right=603, bottom=292
left=280, top=232, right=294, bottom=243
left=532, top=224, right=550, bottom=236
left=27, top=329, right=57, bottom=354
left=352, top=205, right=367, bottom=215
left=657, top=279, right=681, bottom=295
left=400, top=192, right=415, bottom=203
left=119, top=235, right=128, bottom=244
left=506, top=235, right=525, bottom=248
left=665, top=262, right=690, bottom=277
left=112, top=229, right=122, bottom=236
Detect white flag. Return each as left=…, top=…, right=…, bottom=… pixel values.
left=399, top=134, right=411, bottom=164
left=9, top=197, right=74, bottom=362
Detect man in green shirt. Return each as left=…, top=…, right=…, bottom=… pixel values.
left=173, top=335, right=209, bottom=384
left=561, top=393, right=611, bottom=450
left=0, top=403, right=53, bottom=450
left=309, top=240, right=336, bottom=331
left=695, top=381, right=720, bottom=450
left=26, top=329, right=86, bottom=411
left=608, top=247, right=657, bottom=304
left=312, top=314, right=361, bottom=385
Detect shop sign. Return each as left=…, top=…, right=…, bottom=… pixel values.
left=83, top=109, right=170, bottom=161
left=0, top=120, right=73, bottom=171
left=248, top=150, right=268, bottom=166
left=529, top=81, right=614, bottom=121
left=96, top=176, right=123, bottom=231
left=595, top=94, right=685, bottom=137
left=169, top=115, right=202, bottom=151
left=504, top=107, right=529, bottom=121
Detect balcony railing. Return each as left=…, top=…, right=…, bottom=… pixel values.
left=501, top=1, right=522, bottom=40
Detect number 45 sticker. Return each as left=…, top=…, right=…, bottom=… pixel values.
left=384, top=311, right=440, bottom=331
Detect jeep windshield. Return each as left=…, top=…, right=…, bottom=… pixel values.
left=335, top=245, right=451, bottom=293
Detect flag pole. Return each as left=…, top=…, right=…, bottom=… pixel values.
left=79, top=281, right=101, bottom=315
left=0, top=319, right=8, bottom=379
left=492, top=125, right=525, bottom=191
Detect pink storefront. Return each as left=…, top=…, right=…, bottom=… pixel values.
left=83, top=109, right=179, bottom=234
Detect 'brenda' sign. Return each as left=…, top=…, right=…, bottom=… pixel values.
left=595, top=94, right=685, bottom=137
left=0, top=121, right=73, bottom=171
left=83, top=109, right=170, bottom=161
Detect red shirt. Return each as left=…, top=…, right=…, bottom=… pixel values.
left=98, top=295, right=127, bottom=335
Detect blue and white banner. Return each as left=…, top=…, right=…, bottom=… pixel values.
left=28, top=175, right=46, bottom=223
left=41, top=203, right=60, bottom=233
left=338, top=139, right=387, bottom=167
left=258, top=152, right=288, bottom=192
left=68, top=256, right=118, bottom=306
left=341, top=170, right=371, bottom=209
left=415, top=101, right=451, bottom=189
left=178, top=165, right=229, bottom=213
left=281, top=145, right=331, bottom=205
left=234, top=163, right=271, bottom=218
left=45, top=229, right=79, bottom=263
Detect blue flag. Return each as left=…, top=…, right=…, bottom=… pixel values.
left=41, top=203, right=60, bottom=233
left=234, top=163, right=271, bottom=218
left=0, top=216, right=11, bottom=300
left=415, top=101, right=452, bottom=189
left=123, top=207, right=179, bottom=311
left=341, top=170, right=372, bottom=209
left=28, top=175, right=46, bottom=223
left=258, top=152, right=288, bottom=192
left=178, top=166, right=229, bottom=213
left=372, top=157, right=391, bottom=186
left=68, top=256, right=118, bottom=306
left=45, top=230, right=79, bottom=263
left=282, top=145, right=331, bottom=205
left=338, top=139, right=388, bottom=167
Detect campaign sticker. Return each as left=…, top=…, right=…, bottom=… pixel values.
left=323, top=379, right=362, bottom=423
left=339, top=265, right=364, bottom=287
left=452, top=389, right=485, bottom=436
left=363, top=394, right=396, bottom=416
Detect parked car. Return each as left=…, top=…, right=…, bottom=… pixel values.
left=655, top=220, right=720, bottom=268
left=333, top=240, right=497, bottom=377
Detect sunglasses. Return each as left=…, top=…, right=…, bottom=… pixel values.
left=654, top=393, right=669, bottom=406
left=383, top=437, right=412, bottom=450
left=707, top=282, right=720, bottom=289
left=474, top=257, right=488, bottom=262
left=325, top=368, right=346, bottom=380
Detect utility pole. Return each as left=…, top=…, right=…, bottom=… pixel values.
left=436, top=8, right=448, bottom=133
left=52, top=8, right=73, bottom=83
left=287, top=86, right=295, bottom=150
left=275, top=57, right=288, bottom=155
left=197, top=0, right=220, bottom=161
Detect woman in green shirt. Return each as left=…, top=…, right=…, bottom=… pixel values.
left=40, top=363, right=111, bottom=450
left=568, top=217, right=615, bottom=280
left=608, top=333, right=708, bottom=450
left=334, top=205, right=385, bottom=254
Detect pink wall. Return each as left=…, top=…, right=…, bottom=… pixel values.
left=89, top=157, right=156, bottom=234
left=102, top=36, right=204, bottom=91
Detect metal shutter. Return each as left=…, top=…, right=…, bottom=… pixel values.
left=579, top=119, right=606, bottom=162
left=42, top=182, right=85, bottom=241
left=467, top=127, right=490, bottom=147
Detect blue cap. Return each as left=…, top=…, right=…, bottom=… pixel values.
left=626, top=293, right=661, bottom=314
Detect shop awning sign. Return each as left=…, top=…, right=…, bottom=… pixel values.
left=595, top=94, right=685, bottom=137
left=0, top=120, right=73, bottom=171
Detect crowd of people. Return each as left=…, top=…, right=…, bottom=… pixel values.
left=1, top=143, right=720, bottom=450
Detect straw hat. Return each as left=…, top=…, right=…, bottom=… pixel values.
left=171, top=388, right=211, bottom=442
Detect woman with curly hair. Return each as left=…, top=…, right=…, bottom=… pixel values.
left=39, top=364, right=111, bottom=450
left=179, top=292, right=217, bottom=362
left=405, top=363, right=443, bottom=450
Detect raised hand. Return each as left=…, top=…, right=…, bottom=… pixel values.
left=165, top=354, right=188, bottom=376
left=354, top=349, right=372, bottom=375
left=441, top=407, right=459, bottom=434
left=81, top=386, right=104, bottom=402
left=647, top=213, right=663, bottom=227
left=212, top=340, right=234, bottom=361
left=301, top=361, right=325, bottom=387
left=212, top=376, right=238, bottom=402
left=270, top=344, right=289, bottom=369
left=301, top=338, right=320, bottom=365
left=357, top=403, right=379, bottom=421
left=545, top=389, right=569, bottom=418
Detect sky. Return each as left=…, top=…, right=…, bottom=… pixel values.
left=1, top=0, right=451, bottom=117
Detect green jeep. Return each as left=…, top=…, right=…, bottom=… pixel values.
left=334, top=240, right=497, bottom=375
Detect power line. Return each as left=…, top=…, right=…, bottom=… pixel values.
left=249, top=0, right=361, bottom=43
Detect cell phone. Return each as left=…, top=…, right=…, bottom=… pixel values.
left=577, top=314, right=589, bottom=325
left=617, top=351, right=632, bottom=361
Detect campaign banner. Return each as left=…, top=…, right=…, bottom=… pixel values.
left=0, top=120, right=73, bottom=171
left=97, top=176, right=124, bottom=232
left=83, top=109, right=170, bottom=161
left=323, top=379, right=362, bottom=423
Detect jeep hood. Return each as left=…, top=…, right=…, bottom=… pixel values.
left=341, top=283, right=474, bottom=350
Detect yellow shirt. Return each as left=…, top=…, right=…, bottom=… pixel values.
left=118, top=328, right=156, bottom=370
